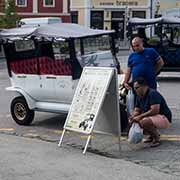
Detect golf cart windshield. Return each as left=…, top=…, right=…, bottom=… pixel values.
left=74, top=34, right=117, bottom=68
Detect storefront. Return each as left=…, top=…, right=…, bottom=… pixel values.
left=71, top=0, right=154, bottom=39
left=159, top=0, right=180, bottom=17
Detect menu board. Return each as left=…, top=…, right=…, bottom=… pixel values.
left=64, top=67, right=114, bottom=134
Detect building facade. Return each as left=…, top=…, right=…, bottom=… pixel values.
left=71, top=0, right=155, bottom=39
left=158, top=0, right=180, bottom=17
left=71, top=0, right=180, bottom=39
left=0, top=0, right=71, bottom=22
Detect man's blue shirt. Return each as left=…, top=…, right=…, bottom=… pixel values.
left=128, top=48, right=160, bottom=89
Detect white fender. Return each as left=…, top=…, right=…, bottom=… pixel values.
left=6, top=87, right=36, bottom=110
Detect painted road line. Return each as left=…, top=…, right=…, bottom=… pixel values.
left=0, top=128, right=14, bottom=131
left=113, top=135, right=180, bottom=142
left=160, top=134, right=180, bottom=141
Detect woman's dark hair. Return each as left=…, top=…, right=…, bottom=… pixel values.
left=133, top=77, right=148, bottom=86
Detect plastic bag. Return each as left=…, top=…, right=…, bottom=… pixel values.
left=126, top=89, right=134, bottom=116
left=128, top=122, right=143, bottom=144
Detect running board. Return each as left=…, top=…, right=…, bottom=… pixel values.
left=35, top=101, right=71, bottom=113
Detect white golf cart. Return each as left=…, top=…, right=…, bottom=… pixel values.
left=0, top=23, right=123, bottom=125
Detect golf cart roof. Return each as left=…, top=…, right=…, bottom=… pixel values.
left=0, top=23, right=114, bottom=41
left=128, top=16, right=180, bottom=26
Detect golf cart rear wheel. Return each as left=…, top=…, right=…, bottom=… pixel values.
left=11, top=96, right=34, bottom=125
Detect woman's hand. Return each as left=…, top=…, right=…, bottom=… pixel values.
left=128, top=114, right=142, bottom=124
left=128, top=115, right=134, bottom=125
left=132, top=115, right=142, bottom=122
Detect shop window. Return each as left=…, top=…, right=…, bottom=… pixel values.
left=111, top=11, right=124, bottom=19
left=43, top=0, right=55, bottom=7
left=16, top=0, right=27, bottom=7
left=71, top=11, right=78, bottom=24
left=132, top=11, right=146, bottom=18
left=91, top=11, right=104, bottom=29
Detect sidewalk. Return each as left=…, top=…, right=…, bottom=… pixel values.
left=0, top=133, right=179, bottom=180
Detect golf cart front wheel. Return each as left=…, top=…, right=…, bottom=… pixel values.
left=11, top=96, right=35, bottom=125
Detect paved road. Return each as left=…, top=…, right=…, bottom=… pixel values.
left=0, top=133, right=179, bottom=180
left=1, top=59, right=180, bottom=178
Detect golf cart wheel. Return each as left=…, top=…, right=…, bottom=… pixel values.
left=11, top=96, right=35, bottom=125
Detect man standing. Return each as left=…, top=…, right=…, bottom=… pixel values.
left=123, top=37, right=164, bottom=89
left=129, top=77, right=172, bottom=147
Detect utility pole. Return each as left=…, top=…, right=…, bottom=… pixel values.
left=84, top=0, right=90, bottom=27
left=124, top=6, right=128, bottom=42
left=150, top=0, right=153, bottom=18
left=150, top=0, right=153, bottom=37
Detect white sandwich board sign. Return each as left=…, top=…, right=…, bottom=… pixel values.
left=58, top=67, right=121, bottom=154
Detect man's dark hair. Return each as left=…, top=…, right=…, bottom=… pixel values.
left=133, top=77, right=148, bottom=86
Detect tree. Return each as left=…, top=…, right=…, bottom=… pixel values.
left=0, top=0, right=19, bottom=28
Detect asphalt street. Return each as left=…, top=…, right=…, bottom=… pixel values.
left=0, top=57, right=180, bottom=179
left=0, top=133, right=179, bottom=180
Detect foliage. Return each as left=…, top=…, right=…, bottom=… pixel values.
left=0, top=0, right=19, bottom=28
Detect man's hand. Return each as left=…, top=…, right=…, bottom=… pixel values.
left=124, top=82, right=131, bottom=90
left=155, top=57, right=164, bottom=75
left=123, top=67, right=131, bottom=89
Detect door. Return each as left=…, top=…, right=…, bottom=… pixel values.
left=111, top=20, right=124, bottom=40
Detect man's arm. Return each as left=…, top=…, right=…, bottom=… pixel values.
left=133, top=104, right=160, bottom=122
left=155, top=57, right=164, bottom=75
left=123, top=67, right=131, bottom=89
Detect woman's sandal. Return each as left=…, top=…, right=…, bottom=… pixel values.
left=150, top=133, right=161, bottom=147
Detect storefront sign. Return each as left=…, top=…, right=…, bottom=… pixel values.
left=116, top=1, right=138, bottom=6
left=99, top=1, right=138, bottom=6
left=100, top=2, right=114, bottom=6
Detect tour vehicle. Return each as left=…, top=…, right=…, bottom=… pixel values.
left=17, top=17, right=62, bottom=27
left=127, top=16, right=180, bottom=71
left=0, top=23, right=122, bottom=125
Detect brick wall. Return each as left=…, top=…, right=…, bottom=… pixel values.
left=38, top=0, right=63, bottom=13
left=0, top=0, right=70, bottom=22
left=0, top=0, right=5, bottom=13
left=16, top=0, right=33, bottom=13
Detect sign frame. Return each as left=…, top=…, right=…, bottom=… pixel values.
left=58, top=67, right=121, bottom=154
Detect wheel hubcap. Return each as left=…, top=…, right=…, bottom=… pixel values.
left=14, top=103, right=27, bottom=120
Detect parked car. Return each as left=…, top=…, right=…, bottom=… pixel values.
left=17, top=17, right=62, bottom=27
left=127, top=16, right=180, bottom=71
left=0, top=23, right=122, bottom=125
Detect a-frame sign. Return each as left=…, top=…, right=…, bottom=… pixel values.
left=58, top=67, right=121, bottom=154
